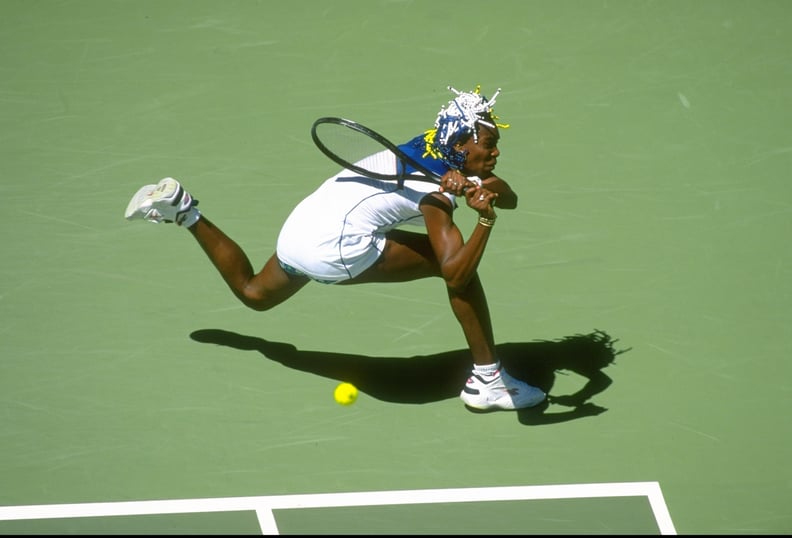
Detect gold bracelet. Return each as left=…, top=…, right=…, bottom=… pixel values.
left=478, top=216, right=497, bottom=228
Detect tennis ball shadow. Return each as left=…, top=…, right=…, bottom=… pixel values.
left=189, top=328, right=629, bottom=425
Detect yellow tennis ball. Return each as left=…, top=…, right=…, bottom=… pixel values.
left=334, top=382, right=358, bottom=406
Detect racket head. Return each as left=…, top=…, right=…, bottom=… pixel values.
left=310, top=117, right=444, bottom=184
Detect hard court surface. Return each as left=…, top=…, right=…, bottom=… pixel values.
left=1, top=1, right=790, bottom=534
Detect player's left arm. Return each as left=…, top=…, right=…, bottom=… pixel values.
left=420, top=193, right=492, bottom=292
left=479, top=174, right=518, bottom=209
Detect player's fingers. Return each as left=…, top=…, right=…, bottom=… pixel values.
left=468, top=188, right=497, bottom=207
left=440, top=171, right=462, bottom=192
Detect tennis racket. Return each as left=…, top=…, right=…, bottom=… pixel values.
left=310, top=116, right=446, bottom=186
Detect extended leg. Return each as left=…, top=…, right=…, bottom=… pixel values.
left=124, top=178, right=308, bottom=311
left=187, top=217, right=310, bottom=311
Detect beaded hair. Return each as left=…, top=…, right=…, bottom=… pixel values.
left=423, top=85, right=509, bottom=169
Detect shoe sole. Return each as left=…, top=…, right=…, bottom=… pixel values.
left=124, top=178, right=183, bottom=222
left=124, top=184, right=158, bottom=220
left=460, top=390, right=546, bottom=411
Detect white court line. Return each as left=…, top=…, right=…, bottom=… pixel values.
left=0, top=481, right=677, bottom=535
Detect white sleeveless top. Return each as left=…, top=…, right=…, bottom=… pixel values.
left=276, top=149, right=459, bottom=283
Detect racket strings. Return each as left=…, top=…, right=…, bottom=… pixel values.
left=315, top=122, right=390, bottom=169
left=311, top=118, right=440, bottom=184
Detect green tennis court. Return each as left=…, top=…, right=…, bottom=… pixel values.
left=1, top=0, right=790, bottom=534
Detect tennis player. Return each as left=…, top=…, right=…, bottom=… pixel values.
left=125, top=86, right=546, bottom=411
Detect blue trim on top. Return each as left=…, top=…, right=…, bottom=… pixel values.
left=397, top=135, right=451, bottom=178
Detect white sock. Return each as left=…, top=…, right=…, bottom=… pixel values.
left=473, top=361, right=501, bottom=376
left=179, top=207, right=201, bottom=228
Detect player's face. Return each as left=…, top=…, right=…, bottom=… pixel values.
left=459, top=125, right=500, bottom=178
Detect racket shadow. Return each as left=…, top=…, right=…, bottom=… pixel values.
left=189, top=328, right=629, bottom=424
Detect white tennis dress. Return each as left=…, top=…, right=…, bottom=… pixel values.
left=276, top=149, right=457, bottom=284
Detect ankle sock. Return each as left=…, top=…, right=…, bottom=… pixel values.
left=473, top=361, right=501, bottom=376
left=179, top=206, right=201, bottom=228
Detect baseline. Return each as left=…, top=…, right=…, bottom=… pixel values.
left=0, top=481, right=676, bottom=535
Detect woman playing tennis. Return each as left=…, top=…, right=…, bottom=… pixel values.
left=124, top=85, right=546, bottom=411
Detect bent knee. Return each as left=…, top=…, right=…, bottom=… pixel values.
left=232, top=287, right=277, bottom=312
left=237, top=275, right=309, bottom=312
left=444, top=272, right=482, bottom=295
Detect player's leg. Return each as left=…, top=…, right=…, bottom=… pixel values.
left=188, top=217, right=310, bottom=311
left=125, top=177, right=309, bottom=311
left=345, top=229, right=545, bottom=411
left=446, top=273, right=496, bottom=365
left=340, top=229, right=441, bottom=283
left=346, top=230, right=498, bottom=363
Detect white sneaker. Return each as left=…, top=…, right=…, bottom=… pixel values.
left=124, top=177, right=200, bottom=227
left=460, top=368, right=546, bottom=410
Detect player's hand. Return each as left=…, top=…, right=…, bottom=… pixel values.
left=438, top=169, right=476, bottom=196
left=464, top=185, right=498, bottom=219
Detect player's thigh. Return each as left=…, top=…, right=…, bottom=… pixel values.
left=343, top=229, right=440, bottom=284
left=244, top=254, right=311, bottom=308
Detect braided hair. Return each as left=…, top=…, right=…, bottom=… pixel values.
left=423, top=85, right=509, bottom=170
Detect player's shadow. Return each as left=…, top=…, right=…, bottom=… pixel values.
left=189, top=328, right=630, bottom=426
